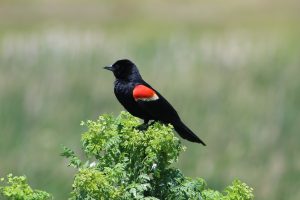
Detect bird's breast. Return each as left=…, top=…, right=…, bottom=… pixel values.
left=114, top=81, right=135, bottom=103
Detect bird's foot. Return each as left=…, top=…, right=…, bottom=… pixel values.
left=135, top=120, right=157, bottom=131
left=135, top=123, right=149, bottom=131
left=148, top=121, right=156, bottom=126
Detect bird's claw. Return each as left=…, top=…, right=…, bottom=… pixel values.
left=135, top=123, right=149, bottom=131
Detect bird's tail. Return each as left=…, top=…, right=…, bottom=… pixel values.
left=173, top=121, right=206, bottom=146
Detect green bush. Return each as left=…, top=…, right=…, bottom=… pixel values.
left=0, top=174, right=52, bottom=200
left=1, top=112, right=254, bottom=199
left=63, top=111, right=254, bottom=200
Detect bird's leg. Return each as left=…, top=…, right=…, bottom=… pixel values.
left=148, top=120, right=156, bottom=126
left=136, top=119, right=150, bottom=131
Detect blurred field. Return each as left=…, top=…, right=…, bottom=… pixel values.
left=0, top=0, right=300, bottom=199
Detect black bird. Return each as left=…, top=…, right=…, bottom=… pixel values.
left=104, top=59, right=206, bottom=145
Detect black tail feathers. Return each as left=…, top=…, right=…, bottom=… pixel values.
left=173, top=121, right=206, bottom=146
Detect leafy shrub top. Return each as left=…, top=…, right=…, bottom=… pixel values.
left=62, top=112, right=254, bottom=200
left=0, top=112, right=254, bottom=200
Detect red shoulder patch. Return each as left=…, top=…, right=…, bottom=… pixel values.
left=133, top=85, right=159, bottom=101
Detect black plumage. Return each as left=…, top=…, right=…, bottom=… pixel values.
left=104, top=59, right=206, bottom=145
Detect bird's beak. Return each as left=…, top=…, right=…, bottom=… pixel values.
left=103, top=65, right=113, bottom=71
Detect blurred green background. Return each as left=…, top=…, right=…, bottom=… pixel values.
left=0, top=0, right=299, bottom=199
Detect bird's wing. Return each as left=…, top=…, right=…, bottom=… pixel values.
left=132, top=83, right=180, bottom=123
left=133, top=84, right=159, bottom=101
left=133, top=82, right=205, bottom=145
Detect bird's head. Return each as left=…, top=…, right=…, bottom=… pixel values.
left=104, top=59, right=142, bottom=81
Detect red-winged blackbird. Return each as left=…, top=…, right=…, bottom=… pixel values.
left=104, top=59, right=206, bottom=145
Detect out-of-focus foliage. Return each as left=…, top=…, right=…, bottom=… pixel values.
left=0, top=174, right=51, bottom=200
left=62, top=112, right=253, bottom=199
